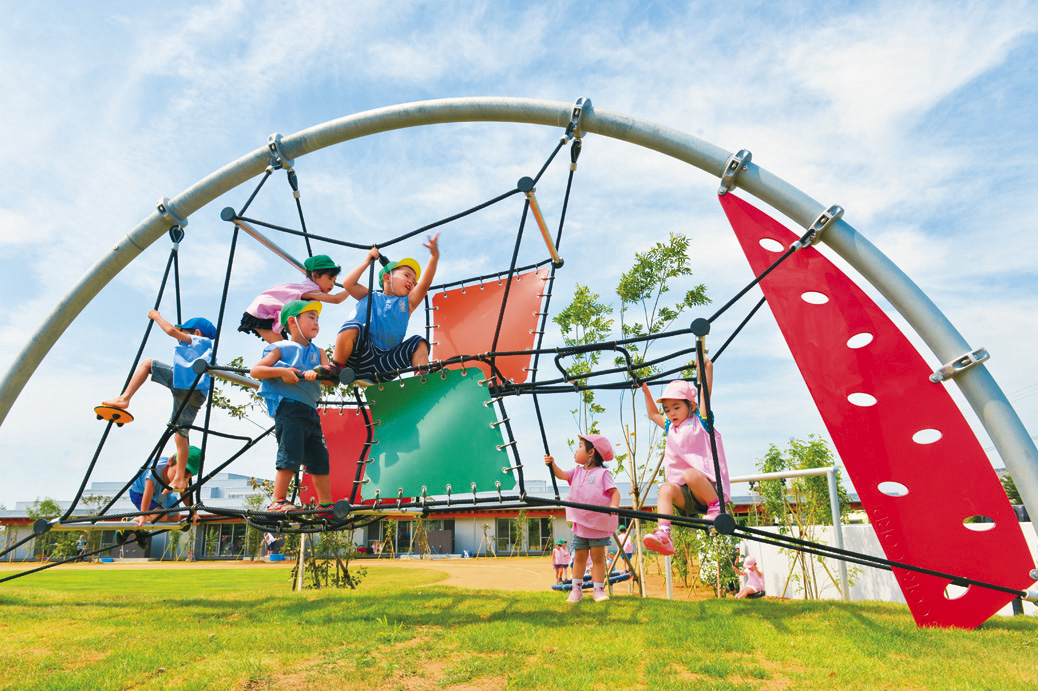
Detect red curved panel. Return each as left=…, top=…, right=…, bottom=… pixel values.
left=720, top=192, right=1032, bottom=629
left=431, top=269, right=549, bottom=384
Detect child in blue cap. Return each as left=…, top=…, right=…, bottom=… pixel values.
left=129, top=445, right=201, bottom=527
left=250, top=300, right=334, bottom=513
left=102, top=309, right=215, bottom=493
left=315, top=235, right=438, bottom=383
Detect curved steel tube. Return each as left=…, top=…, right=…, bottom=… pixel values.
left=2, top=96, right=1035, bottom=537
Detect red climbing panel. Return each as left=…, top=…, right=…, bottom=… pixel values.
left=720, top=192, right=1033, bottom=629
left=300, top=406, right=371, bottom=506
left=431, top=269, right=549, bottom=384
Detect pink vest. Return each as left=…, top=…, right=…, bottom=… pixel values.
left=746, top=568, right=765, bottom=592
left=565, top=466, right=619, bottom=538
left=552, top=547, right=569, bottom=565
left=663, top=413, right=731, bottom=502
left=245, top=278, right=322, bottom=334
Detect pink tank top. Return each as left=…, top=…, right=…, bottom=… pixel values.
left=565, top=466, right=619, bottom=539
left=663, top=413, right=731, bottom=502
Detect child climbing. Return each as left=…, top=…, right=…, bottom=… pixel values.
left=640, top=357, right=731, bottom=556
left=315, top=235, right=438, bottom=384
left=100, top=310, right=214, bottom=493
left=552, top=539, right=571, bottom=583
left=249, top=300, right=334, bottom=514
left=129, top=446, right=200, bottom=527
left=544, top=433, right=620, bottom=603
left=238, top=255, right=351, bottom=344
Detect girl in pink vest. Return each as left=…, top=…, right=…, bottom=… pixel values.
left=735, top=555, right=766, bottom=599
left=640, top=357, right=731, bottom=556
left=544, top=433, right=621, bottom=603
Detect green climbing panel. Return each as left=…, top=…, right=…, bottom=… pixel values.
left=363, top=369, right=515, bottom=497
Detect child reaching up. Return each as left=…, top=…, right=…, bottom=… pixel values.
left=640, top=358, right=731, bottom=556
left=544, top=433, right=620, bottom=603
left=250, top=300, right=334, bottom=514
left=101, top=310, right=214, bottom=493
left=315, top=235, right=438, bottom=384
left=238, top=255, right=351, bottom=344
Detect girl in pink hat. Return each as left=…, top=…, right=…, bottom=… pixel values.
left=734, top=555, right=766, bottom=599
left=544, top=433, right=621, bottom=603
left=640, top=357, right=731, bottom=555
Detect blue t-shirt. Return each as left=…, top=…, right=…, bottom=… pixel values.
left=258, top=340, right=322, bottom=416
left=345, top=292, right=410, bottom=350
left=129, top=457, right=179, bottom=509
left=173, top=335, right=213, bottom=391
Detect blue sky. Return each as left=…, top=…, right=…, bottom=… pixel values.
left=0, top=1, right=1036, bottom=509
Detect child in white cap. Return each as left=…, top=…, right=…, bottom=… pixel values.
left=316, top=236, right=438, bottom=384
left=640, top=357, right=731, bottom=556
left=544, top=433, right=621, bottom=603
left=735, top=555, right=766, bottom=599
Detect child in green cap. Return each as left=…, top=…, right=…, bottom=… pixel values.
left=315, top=235, right=439, bottom=384
left=239, top=254, right=351, bottom=344
left=250, top=300, right=335, bottom=513
left=129, top=445, right=200, bottom=527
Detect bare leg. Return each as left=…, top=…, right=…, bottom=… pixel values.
left=589, top=545, right=607, bottom=583
left=331, top=328, right=358, bottom=367
left=310, top=474, right=332, bottom=504
left=681, top=467, right=720, bottom=506
left=656, top=482, right=685, bottom=528
left=735, top=587, right=754, bottom=599
left=273, top=468, right=295, bottom=502
left=102, top=359, right=153, bottom=409
left=572, top=548, right=590, bottom=580
left=411, top=341, right=429, bottom=367
left=165, top=434, right=190, bottom=493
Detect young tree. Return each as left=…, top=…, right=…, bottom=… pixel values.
left=553, top=285, right=613, bottom=434
left=1001, top=472, right=1023, bottom=505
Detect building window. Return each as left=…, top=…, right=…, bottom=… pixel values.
left=528, top=517, right=553, bottom=553
left=203, top=523, right=248, bottom=558
left=495, top=518, right=514, bottom=553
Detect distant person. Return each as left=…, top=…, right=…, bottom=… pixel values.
left=251, top=300, right=335, bottom=515
left=315, top=237, right=439, bottom=384
left=101, top=311, right=214, bottom=493
left=75, top=534, right=88, bottom=558
left=735, top=556, right=766, bottom=599
left=640, top=358, right=731, bottom=556
left=552, top=539, right=571, bottom=583
left=129, top=446, right=200, bottom=527
left=239, top=255, right=351, bottom=344
left=616, top=523, right=635, bottom=572
left=545, top=433, right=621, bottom=603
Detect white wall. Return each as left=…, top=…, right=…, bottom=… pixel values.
left=741, top=524, right=1037, bottom=618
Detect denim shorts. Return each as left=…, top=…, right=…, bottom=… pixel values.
left=570, top=535, right=612, bottom=550
left=274, top=400, right=330, bottom=475
left=151, top=361, right=206, bottom=438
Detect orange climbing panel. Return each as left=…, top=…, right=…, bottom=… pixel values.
left=431, top=269, right=549, bottom=384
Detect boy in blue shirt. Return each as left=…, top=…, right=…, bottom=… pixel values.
left=315, top=234, right=439, bottom=383
left=130, top=445, right=201, bottom=527
left=102, top=309, right=214, bottom=494
left=250, top=300, right=334, bottom=513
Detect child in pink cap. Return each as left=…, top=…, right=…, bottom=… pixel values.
left=735, top=555, right=766, bottom=599
left=640, top=357, right=731, bottom=556
left=544, top=433, right=621, bottom=603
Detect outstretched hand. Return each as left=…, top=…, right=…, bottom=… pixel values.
left=423, top=232, right=440, bottom=258
left=366, top=246, right=380, bottom=263
left=543, top=454, right=554, bottom=467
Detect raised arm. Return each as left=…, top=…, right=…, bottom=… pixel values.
left=303, top=288, right=352, bottom=305
left=149, top=309, right=191, bottom=344
left=698, top=356, right=714, bottom=400
left=543, top=455, right=569, bottom=482
left=409, top=232, right=440, bottom=312
left=341, top=247, right=381, bottom=300
left=641, top=383, right=666, bottom=429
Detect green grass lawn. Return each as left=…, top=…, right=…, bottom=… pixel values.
left=3, top=564, right=1036, bottom=690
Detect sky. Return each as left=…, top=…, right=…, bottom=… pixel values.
left=0, top=1, right=1036, bottom=510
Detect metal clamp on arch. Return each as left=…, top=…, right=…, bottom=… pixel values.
left=930, top=348, right=990, bottom=383
left=798, top=205, right=844, bottom=248
left=157, top=198, right=188, bottom=229
left=267, top=133, right=294, bottom=172
left=717, top=149, right=752, bottom=196
left=566, top=97, right=592, bottom=140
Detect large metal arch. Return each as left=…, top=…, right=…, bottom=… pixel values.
left=2, top=96, right=1035, bottom=538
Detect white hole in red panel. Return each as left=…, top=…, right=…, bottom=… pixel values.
left=963, top=516, right=996, bottom=532
left=801, top=291, right=829, bottom=305
left=847, top=392, right=877, bottom=407
left=759, top=238, right=784, bottom=253
left=944, top=584, right=969, bottom=600
left=912, top=429, right=942, bottom=445
left=846, top=333, right=874, bottom=349
left=877, top=481, right=909, bottom=497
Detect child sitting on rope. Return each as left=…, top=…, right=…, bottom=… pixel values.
left=250, top=300, right=335, bottom=514
left=545, top=433, right=621, bottom=603
left=734, top=555, right=766, bottom=599
left=101, top=310, right=215, bottom=493
left=238, top=254, right=351, bottom=344
left=130, top=446, right=200, bottom=527
left=315, top=235, right=439, bottom=384
left=640, top=358, right=731, bottom=556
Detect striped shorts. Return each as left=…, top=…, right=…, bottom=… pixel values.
left=340, top=325, right=426, bottom=381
